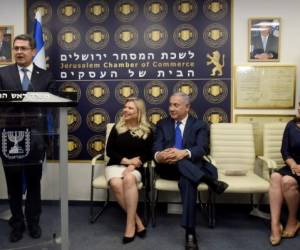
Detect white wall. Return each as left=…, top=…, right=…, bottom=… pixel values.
left=1, top=0, right=300, bottom=201
left=233, top=0, right=300, bottom=118
left=0, top=0, right=25, bottom=38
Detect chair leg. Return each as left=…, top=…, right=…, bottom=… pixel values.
left=208, top=190, right=216, bottom=228
left=143, top=188, right=149, bottom=226
left=198, top=191, right=211, bottom=227
left=90, top=189, right=110, bottom=224
left=249, top=193, right=270, bottom=220
left=151, top=189, right=158, bottom=227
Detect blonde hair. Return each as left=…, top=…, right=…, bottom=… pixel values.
left=115, top=98, right=151, bottom=139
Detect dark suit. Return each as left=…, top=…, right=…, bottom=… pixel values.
left=251, top=34, right=279, bottom=59
left=0, top=63, right=55, bottom=228
left=153, top=116, right=217, bottom=228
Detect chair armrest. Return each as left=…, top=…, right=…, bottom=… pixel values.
left=142, top=160, right=153, bottom=168
left=149, top=160, right=156, bottom=168
left=91, top=154, right=104, bottom=183
left=91, top=154, right=103, bottom=166
left=257, top=156, right=277, bottom=170
left=257, top=156, right=277, bottom=180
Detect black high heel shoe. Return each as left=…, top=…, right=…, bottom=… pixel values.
left=136, top=228, right=147, bottom=238
left=122, top=235, right=135, bottom=244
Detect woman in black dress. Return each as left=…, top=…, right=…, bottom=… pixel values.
left=269, top=114, right=300, bottom=246
left=105, top=98, right=153, bottom=243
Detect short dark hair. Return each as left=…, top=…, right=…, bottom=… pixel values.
left=13, top=34, right=36, bottom=49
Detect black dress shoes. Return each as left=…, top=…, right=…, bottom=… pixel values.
left=185, top=234, right=199, bottom=250
left=10, top=223, right=25, bottom=243
left=211, top=180, right=229, bottom=194
left=28, top=223, right=42, bottom=239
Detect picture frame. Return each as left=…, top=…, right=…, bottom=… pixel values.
left=234, top=65, right=296, bottom=109
left=248, top=17, right=280, bottom=62
left=0, top=25, right=13, bottom=64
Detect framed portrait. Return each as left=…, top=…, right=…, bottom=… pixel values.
left=248, top=17, right=280, bottom=62
left=0, top=25, right=13, bottom=64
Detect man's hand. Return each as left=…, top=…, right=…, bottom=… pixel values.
left=254, top=53, right=273, bottom=60
left=157, top=148, right=188, bottom=164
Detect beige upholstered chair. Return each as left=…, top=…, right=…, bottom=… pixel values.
left=209, top=123, right=270, bottom=225
left=258, top=122, right=287, bottom=179
left=89, top=123, right=148, bottom=223
left=150, top=162, right=212, bottom=227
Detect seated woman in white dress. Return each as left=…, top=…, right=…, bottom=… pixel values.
left=105, top=97, right=153, bottom=244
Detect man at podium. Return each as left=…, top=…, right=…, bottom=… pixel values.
left=0, top=34, right=55, bottom=242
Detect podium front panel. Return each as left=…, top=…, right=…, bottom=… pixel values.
left=0, top=107, right=63, bottom=250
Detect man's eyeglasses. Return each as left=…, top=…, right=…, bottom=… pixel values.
left=13, top=46, right=33, bottom=52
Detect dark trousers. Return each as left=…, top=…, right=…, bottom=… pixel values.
left=155, top=159, right=206, bottom=228
left=3, top=164, right=42, bottom=228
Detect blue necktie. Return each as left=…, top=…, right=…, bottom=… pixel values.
left=21, top=68, right=30, bottom=91
left=174, top=121, right=183, bottom=149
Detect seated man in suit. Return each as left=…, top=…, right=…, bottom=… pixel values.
left=153, top=92, right=228, bottom=250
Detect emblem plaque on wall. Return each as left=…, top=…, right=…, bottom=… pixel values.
left=203, top=0, right=228, bottom=21
left=114, top=25, right=139, bottom=49
left=203, top=80, right=228, bottom=104
left=144, top=0, right=168, bottom=22
left=86, top=81, right=110, bottom=105
left=57, top=0, right=81, bottom=24
left=29, top=1, right=53, bottom=23
left=173, top=0, right=198, bottom=21
left=85, top=0, right=110, bottom=23
left=203, top=107, right=228, bottom=124
left=173, top=80, right=198, bottom=102
left=85, top=26, right=110, bottom=50
left=144, top=24, right=168, bottom=49
left=57, top=26, right=81, bottom=50
left=144, top=80, right=168, bottom=104
left=203, top=23, right=228, bottom=48
left=42, top=27, right=53, bottom=50
left=87, top=135, right=105, bottom=157
left=68, top=135, right=82, bottom=159
left=115, top=81, right=139, bottom=103
left=147, top=108, right=168, bottom=126
left=67, top=108, right=82, bottom=133
left=86, top=108, right=110, bottom=132
left=114, top=0, right=139, bottom=22
left=59, top=82, right=82, bottom=101
left=173, top=24, right=198, bottom=48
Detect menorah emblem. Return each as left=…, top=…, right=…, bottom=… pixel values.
left=8, top=131, right=25, bottom=154
left=1, top=129, right=30, bottom=160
